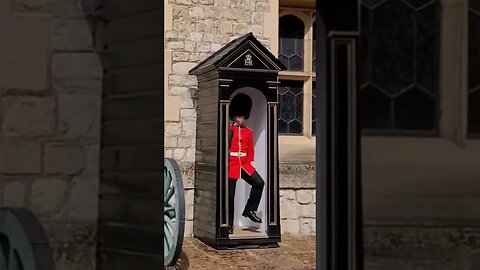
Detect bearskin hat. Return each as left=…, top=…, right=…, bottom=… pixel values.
left=229, top=93, right=252, bottom=120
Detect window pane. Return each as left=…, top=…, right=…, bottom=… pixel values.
left=468, top=0, right=480, bottom=134
left=279, top=80, right=304, bottom=134
left=279, top=15, right=305, bottom=71
left=360, top=0, right=439, bottom=132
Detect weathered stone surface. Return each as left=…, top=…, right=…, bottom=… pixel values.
left=31, top=178, right=66, bottom=215
left=296, top=190, right=313, bottom=204
left=184, top=220, right=194, bottom=237
left=165, top=137, right=178, bottom=148
left=4, top=181, right=26, bottom=206
left=185, top=148, right=195, bottom=162
left=172, top=62, right=197, bottom=75
left=280, top=189, right=296, bottom=200
left=174, top=148, right=186, bottom=160
left=52, top=53, right=102, bottom=92
left=299, top=204, right=315, bottom=218
left=44, top=144, right=84, bottom=174
left=178, top=137, right=193, bottom=148
left=83, top=145, right=99, bottom=176
left=166, top=123, right=182, bottom=136
left=299, top=218, right=315, bottom=234
left=280, top=200, right=299, bottom=219
left=186, top=204, right=194, bottom=220
left=52, top=19, right=93, bottom=51
left=281, top=219, right=300, bottom=234
left=280, top=163, right=315, bottom=188
left=0, top=15, right=50, bottom=90
left=58, top=93, right=100, bottom=138
left=3, top=96, right=55, bottom=136
left=68, top=177, right=98, bottom=220
left=0, top=140, right=41, bottom=173
left=182, top=121, right=196, bottom=136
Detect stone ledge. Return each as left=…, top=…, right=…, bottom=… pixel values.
left=179, top=162, right=316, bottom=189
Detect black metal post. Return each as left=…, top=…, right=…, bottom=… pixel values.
left=316, top=0, right=364, bottom=269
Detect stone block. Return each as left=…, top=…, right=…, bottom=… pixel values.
left=172, top=52, right=190, bottom=61
left=184, top=220, right=194, bottom=237
left=165, top=123, right=182, bottom=136
left=168, top=41, right=184, bottom=50
left=214, top=0, right=231, bottom=7
left=281, top=219, right=300, bottom=234
left=2, top=96, right=55, bottom=136
left=31, top=178, right=66, bottom=215
left=0, top=15, right=49, bottom=90
left=280, top=189, right=296, bottom=200
left=68, top=176, right=98, bottom=220
left=174, top=148, right=186, bottom=161
left=189, top=6, right=204, bottom=18
left=83, top=145, right=99, bottom=176
left=203, top=33, right=215, bottom=42
left=44, top=144, right=85, bottom=174
left=255, top=2, right=269, bottom=11
left=0, top=140, right=41, bottom=174
left=296, top=190, right=313, bottom=204
left=165, top=149, right=174, bottom=159
left=178, top=137, right=193, bottom=148
left=58, top=93, right=100, bottom=138
left=165, top=137, right=178, bottom=148
left=185, top=148, right=195, bottom=163
left=280, top=200, right=299, bottom=219
left=196, top=19, right=217, bottom=32
left=251, top=12, right=263, bottom=24
left=185, top=41, right=195, bottom=52
left=169, top=75, right=183, bottom=85
left=170, top=86, right=189, bottom=96
left=299, top=204, right=316, bottom=218
left=181, top=98, right=195, bottom=109
left=196, top=42, right=211, bottom=52
left=186, top=204, right=193, bottom=220
left=181, top=108, right=196, bottom=118
left=52, top=53, right=102, bottom=92
left=4, top=181, right=26, bottom=207
left=52, top=19, right=93, bottom=51
left=248, top=24, right=263, bottom=36
left=233, top=23, right=248, bottom=35
left=165, top=96, right=181, bottom=121
left=172, top=62, right=197, bottom=75
left=185, top=189, right=194, bottom=206
left=299, top=218, right=315, bottom=235
left=211, top=43, right=222, bottom=52
left=182, top=121, right=196, bottom=136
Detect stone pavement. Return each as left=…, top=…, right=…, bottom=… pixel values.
left=174, top=235, right=316, bottom=270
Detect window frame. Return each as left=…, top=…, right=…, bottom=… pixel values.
left=278, top=8, right=317, bottom=138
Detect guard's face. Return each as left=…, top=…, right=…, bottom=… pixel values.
left=233, top=116, right=245, bottom=126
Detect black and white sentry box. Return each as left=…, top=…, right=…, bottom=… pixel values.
left=189, top=33, right=286, bottom=250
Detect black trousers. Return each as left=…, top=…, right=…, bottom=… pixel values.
left=228, top=169, right=265, bottom=227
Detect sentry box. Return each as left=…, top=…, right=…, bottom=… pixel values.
left=188, top=33, right=286, bottom=249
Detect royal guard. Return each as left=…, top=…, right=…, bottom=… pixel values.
left=228, top=93, right=265, bottom=235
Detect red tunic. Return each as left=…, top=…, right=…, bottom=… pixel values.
left=228, top=124, right=256, bottom=179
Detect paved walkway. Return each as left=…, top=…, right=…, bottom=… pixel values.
left=174, top=235, right=316, bottom=270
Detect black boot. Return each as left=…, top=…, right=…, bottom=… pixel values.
left=242, top=210, right=262, bottom=223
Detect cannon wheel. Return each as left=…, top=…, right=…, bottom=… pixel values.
left=0, top=207, right=55, bottom=270
left=164, top=158, right=185, bottom=266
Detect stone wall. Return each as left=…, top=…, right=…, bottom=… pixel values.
left=164, top=0, right=273, bottom=176
left=182, top=162, right=317, bottom=236
left=0, top=1, right=101, bottom=269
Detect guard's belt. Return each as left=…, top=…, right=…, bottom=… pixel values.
left=229, top=152, right=246, bottom=157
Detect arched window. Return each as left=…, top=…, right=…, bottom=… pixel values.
left=360, top=0, right=440, bottom=133
left=279, top=15, right=305, bottom=71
